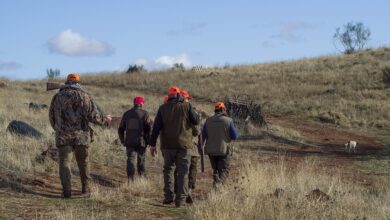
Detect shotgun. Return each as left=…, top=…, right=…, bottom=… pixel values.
left=46, top=82, right=107, bottom=141
left=47, top=82, right=65, bottom=91
left=198, top=134, right=205, bottom=173
left=46, top=82, right=105, bottom=115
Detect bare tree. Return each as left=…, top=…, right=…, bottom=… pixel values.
left=333, top=22, right=371, bottom=54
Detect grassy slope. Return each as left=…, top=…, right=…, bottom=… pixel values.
left=0, top=48, right=390, bottom=219
left=83, top=47, right=390, bottom=129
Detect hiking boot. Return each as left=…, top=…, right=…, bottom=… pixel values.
left=82, top=184, right=91, bottom=194
left=62, top=190, right=71, bottom=198
left=175, top=201, right=186, bottom=208
left=162, top=199, right=174, bottom=205
left=185, top=194, right=193, bottom=204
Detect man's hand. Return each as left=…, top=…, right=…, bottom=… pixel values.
left=104, top=114, right=112, bottom=124
left=150, top=146, right=157, bottom=157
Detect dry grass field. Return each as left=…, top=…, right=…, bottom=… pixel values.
left=1, top=48, right=390, bottom=219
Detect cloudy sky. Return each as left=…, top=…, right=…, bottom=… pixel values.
left=0, top=0, right=389, bottom=79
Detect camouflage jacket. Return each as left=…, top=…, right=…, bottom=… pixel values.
left=49, top=84, right=105, bottom=147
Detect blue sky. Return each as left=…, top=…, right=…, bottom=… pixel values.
left=0, top=0, right=389, bottom=79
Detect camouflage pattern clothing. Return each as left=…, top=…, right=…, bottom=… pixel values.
left=49, top=83, right=105, bottom=197
left=49, top=83, right=105, bottom=146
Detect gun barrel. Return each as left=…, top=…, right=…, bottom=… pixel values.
left=198, top=135, right=205, bottom=173
left=46, top=82, right=64, bottom=91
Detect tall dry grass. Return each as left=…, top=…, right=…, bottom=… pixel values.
left=82, top=47, right=390, bottom=129
left=188, top=157, right=390, bottom=220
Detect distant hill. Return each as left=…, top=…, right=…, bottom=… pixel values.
left=82, top=48, right=390, bottom=129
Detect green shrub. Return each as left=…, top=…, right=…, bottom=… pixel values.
left=382, top=67, right=390, bottom=85
left=171, top=63, right=185, bottom=72
left=126, top=64, right=146, bottom=74
left=46, top=68, right=61, bottom=80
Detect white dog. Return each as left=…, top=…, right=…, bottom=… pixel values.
left=344, top=141, right=357, bottom=153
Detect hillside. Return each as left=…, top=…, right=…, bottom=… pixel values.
left=83, top=47, right=390, bottom=129
left=0, top=48, right=390, bottom=219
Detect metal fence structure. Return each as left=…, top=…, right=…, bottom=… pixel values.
left=224, top=95, right=267, bottom=127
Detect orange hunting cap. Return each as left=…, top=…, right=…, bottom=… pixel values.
left=66, top=73, right=80, bottom=82
left=180, top=90, right=192, bottom=100
left=215, top=102, right=226, bottom=110
left=168, top=86, right=181, bottom=95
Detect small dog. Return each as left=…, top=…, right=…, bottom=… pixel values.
left=344, top=141, right=357, bottom=153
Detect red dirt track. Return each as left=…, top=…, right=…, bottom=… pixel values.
left=268, top=116, right=384, bottom=156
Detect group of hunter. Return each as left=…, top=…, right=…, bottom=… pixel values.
left=49, top=73, right=239, bottom=207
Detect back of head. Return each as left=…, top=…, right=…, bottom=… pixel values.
left=180, top=90, right=192, bottom=102
left=168, top=86, right=181, bottom=95
left=214, top=102, right=226, bottom=113
left=134, top=96, right=145, bottom=108
left=66, top=73, right=81, bottom=84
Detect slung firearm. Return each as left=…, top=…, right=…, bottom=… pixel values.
left=46, top=82, right=65, bottom=91
left=198, top=134, right=205, bottom=173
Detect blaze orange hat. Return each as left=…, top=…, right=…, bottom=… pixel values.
left=215, top=102, right=226, bottom=110
left=168, top=86, right=181, bottom=95
left=163, top=95, right=169, bottom=103
left=180, top=90, right=192, bottom=100
left=66, top=73, right=80, bottom=82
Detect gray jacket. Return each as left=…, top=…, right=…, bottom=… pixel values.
left=202, top=113, right=238, bottom=156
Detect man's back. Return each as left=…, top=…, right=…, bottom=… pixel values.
left=151, top=97, right=200, bottom=149
left=49, top=85, right=102, bottom=146
left=204, top=113, right=233, bottom=156
left=118, top=107, right=151, bottom=147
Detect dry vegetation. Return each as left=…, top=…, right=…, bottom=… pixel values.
left=83, top=47, right=390, bottom=129
left=1, top=48, right=390, bottom=219
left=189, top=156, right=390, bottom=220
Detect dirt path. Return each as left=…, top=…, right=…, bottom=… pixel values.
left=265, top=116, right=384, bottom=156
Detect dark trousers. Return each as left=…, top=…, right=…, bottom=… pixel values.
left=161, top=148, right=191, bottom=205
left=188, top=156, right=198, bottom=189
left=174, top=156, right=198, bottom=192
left=208, top=155, right=230, bottom=185
left=126, top=147, right=146, bottom=179
left=58, top=145, right=90, bottom=193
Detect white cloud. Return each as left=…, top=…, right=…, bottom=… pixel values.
left=0, top=61, right=22, bottom=71
left=131, top=53, right=192, bottom=71
left=155, top=53, right=192, bottom=68
left=135, top=58, right=148, bottom=66
left=47, top=29, right=114, bottom=56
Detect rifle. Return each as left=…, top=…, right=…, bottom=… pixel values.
left=197, top=134, right=205, bottom=173
left=46, top=82, right=106, bottom=141
left=46, top=82, right=105, bottom=114
left=47, top=82, right=65, bottom=91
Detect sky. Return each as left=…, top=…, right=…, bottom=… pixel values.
left=0, top=0, right=389, bottom=80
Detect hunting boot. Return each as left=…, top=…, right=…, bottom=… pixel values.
left=163, top=198, right=174, bottom=205
left=82, top=182, right=91, bottom=195
left=63, top=190, right=71, bottom=199
left=186, top=189, right=194, bottom=204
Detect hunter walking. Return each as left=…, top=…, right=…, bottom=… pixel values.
left=49, top=73, right=112, bottom=198
left=118, top=96, right=152, bottom=181
left=150, top=87, right=200, bottom=207
left=202, top=102, right=238, bottom=187
left=174, top=90, right=202, bottom=203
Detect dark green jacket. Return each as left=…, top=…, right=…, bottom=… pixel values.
left=150, top=98, right=200, bottom=149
